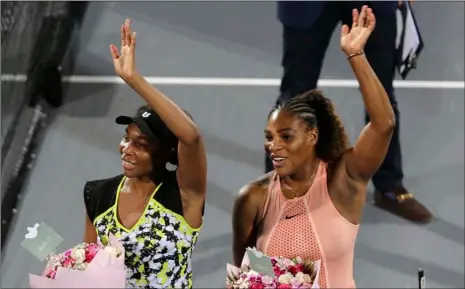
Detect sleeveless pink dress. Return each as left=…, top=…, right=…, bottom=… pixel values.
left=256, top=161, right=359, bottom=288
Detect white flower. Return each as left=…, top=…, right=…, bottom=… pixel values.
left=239, top=280, right=249, bottom=289
left=71, top=248, right=86, bottom=262
left=278, top=272, right=293, bottom=284
left=295, top=256, right=304, bottom=263
left=261, top=275, right=274, bottom=286
left=104, top=246, right=120, bottom=258
left=277, top=258, right=294, bottom=268
left=246, top=270, right=259, bottom=279
left=289, top=277, right=303, bottom=287
left=296, top=272, right=312, bottom=283
left=240, top=264, right=250, bottom=272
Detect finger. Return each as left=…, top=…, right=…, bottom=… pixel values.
left=130, top=32, right=137, bottom=51
left=352, top=9, right=359, bottom=28
left=367, top=8, right=376, bottom=30
left=341, top=24, right=349, bottom=37
left=357, top=5, right=367, bottom=27
left=120, top=25, right=126, bottom=48
left=125, top=19, right=131, bottom=47
left=109, top=44, right=120, bottom=59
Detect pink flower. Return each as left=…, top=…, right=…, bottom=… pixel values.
left=62, top=257, right=74, bottom=268
left=300, top=282, right=313, bottom=288
left=270, top=258, right=277, bottom=266
left=63, top=249, right=73, bottom=258
left=277, top=284, right=292, bottom=289
left=85, top=244, right=100, bottom=262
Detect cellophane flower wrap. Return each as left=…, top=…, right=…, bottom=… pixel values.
left=29, top=233, right=127, bottom=288
left=227, top=252, right=321, bottom=289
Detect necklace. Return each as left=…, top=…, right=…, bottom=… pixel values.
left=280, top=161, right=320, bottom=199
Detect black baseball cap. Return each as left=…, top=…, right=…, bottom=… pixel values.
left=115, top=107, right=178, bottom=146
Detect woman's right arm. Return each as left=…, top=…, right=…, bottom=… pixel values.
left=232, top=184, right=261, bottom=267
left=84, top=214, right=97, bottom=244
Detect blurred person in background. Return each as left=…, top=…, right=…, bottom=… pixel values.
left=266, top=1, right=432, bottom=224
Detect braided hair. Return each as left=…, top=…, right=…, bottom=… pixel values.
left=271, top=89, right=349, bottom=165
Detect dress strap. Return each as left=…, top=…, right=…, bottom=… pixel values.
left=259, top=172, right=278, bottom=221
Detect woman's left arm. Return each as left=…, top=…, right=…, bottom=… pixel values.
left=341, top=7, right=396, bottom=182
left=129, top=74, right=207, bottom=196
left=110, top=19, right=207, bottom=196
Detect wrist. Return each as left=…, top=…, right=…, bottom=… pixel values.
left=347, top=50, right=365, bottom=60
left=347, top=52, right=368, bottom=67
left=124, top=70, right=142, bottom=86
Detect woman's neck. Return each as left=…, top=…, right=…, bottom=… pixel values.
left=123, top=175, right=157, bottom=196
left=284, top=159, right=320, bottom=187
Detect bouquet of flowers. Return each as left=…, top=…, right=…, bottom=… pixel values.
left=227, top=248, right=321, bottom=289
left=29, top=234, right=127, bottom=288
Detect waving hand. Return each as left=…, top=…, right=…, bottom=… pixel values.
left=110, top=19, right=137, bottom=81
left=340, top=6, right=376, bottom=56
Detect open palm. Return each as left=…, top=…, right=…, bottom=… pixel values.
left=340, top=6, right=376, bottom=56
left=109, top=19, right=137, bottom=81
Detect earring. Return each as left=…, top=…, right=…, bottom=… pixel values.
left=165, top=162, right=178, bottom=172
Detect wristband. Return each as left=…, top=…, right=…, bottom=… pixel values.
left=347, top=50, right=364, bottom=60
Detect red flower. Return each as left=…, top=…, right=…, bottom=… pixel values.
left=85, top=244, right=100, bottom=263
left=288, top=264, right=304, bottom=275
left=273, top=267, right=286, bottom=277
left=46, top=269, right=57, bottom=279
left=250, top=282, right=265, bottom=289
left=277, top=284, right=292, bottom=289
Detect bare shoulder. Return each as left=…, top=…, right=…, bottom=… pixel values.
left=237, top=172, right=273, bottom=201
left=234, top=172, right=273, bottom=221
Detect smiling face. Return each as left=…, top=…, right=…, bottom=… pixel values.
left=264, top=109, right=318, bottom=176
left=118, top=123, right=174, bottom=179
left=118, top=124, right=156, bottom=178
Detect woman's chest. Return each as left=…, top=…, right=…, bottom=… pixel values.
left=264, top=202, right=356, bottom=261
left=95, top=206, right=196, bottom=257
left=116, top=193, right=153, bottom=230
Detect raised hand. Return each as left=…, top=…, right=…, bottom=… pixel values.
left=110, top=19, right=137, bottom=81
left=340, top=5, right=376, bottom=56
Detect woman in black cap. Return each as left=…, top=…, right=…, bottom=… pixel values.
left=83, top=19, right=206, bottom=288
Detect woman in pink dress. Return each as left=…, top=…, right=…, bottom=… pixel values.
left=232, top=6, right=394, bottom=288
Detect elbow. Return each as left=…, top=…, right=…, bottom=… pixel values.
left=182, top=131, right=202, bottom=146
left=376, top=118, right=396, bottom=135
left=385, top=117, right=396, bottom=130
left=179, top=126, right=202, bottom=146
left=386, top=117, right=396, bottom=132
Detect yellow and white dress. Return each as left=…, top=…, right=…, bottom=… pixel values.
left=83, top=174, right=202, bottom=288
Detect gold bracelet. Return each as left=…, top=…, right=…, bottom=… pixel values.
left=347, top=50, right=364, bottom=60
